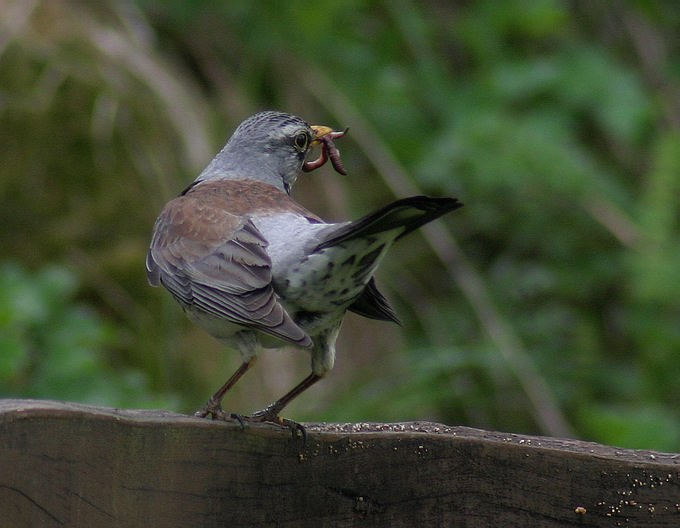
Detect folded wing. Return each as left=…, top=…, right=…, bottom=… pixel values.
left=146, top=190, right=311, bottom=347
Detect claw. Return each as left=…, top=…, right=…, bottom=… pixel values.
left=292, top=420, right=307, bottom=446
left=229, top=413, right=246, bottom=430
left=195, top=398, right=226, bottom=419
left=195, top=402, right=304, bottom=441
left=273, top=416, right=307, bottom=445
left=238, top=409, right=307, bottom=444
left=194, top=406, right=250, bottom=432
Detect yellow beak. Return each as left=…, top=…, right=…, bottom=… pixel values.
left=310, top=125, right=334, bottom=144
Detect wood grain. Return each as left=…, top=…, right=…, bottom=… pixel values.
left=1, top=399, right=679, bottom=527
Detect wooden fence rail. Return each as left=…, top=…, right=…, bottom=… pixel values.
left=1, top=399, right=679, bottom=527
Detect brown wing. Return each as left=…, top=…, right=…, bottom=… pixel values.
left=146, top=189, right=311, bottom=347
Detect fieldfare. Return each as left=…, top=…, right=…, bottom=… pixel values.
left=147, top=111, right=462, bottom=430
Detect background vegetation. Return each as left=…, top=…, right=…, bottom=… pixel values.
left=1, top=0, right=679, bottom=451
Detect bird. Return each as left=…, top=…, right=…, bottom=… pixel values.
left=146, top=110, right=463, bottom=432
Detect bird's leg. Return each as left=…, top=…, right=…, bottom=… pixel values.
left=195, top=359, right=255, bottom=420
left=241, top=372, right=323, bottom=440
left=252, top=372, right=321, bottom=421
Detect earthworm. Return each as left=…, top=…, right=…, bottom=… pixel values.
left=303, top=128, right=349, bottom=175
left=323, top=131, right=348, bottom=175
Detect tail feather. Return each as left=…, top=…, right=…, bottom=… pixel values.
left=348, top=277, right=401, bottom=324
left=316, top=196, right=463, bottom=250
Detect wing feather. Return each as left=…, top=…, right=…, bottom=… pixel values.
left=147, top=189, right=311, bottom=347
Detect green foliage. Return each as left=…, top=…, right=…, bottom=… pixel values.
left=2, top=0, right=680, bottom=452
left=0, top=263, right=172, bottom=407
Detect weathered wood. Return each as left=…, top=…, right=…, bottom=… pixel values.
left=1, top=399, right=679, bottom=527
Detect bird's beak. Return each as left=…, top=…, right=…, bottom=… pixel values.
left=304, top=125, right=349, bottom=175
left=310, top=125, right=335, bottom=145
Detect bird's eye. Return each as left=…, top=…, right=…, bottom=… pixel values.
left=294, top=132, right=309, bottom=151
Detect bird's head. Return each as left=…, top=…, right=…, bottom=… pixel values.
left=197, top=111, right=346, bottom=194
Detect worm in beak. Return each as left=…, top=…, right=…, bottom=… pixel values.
left=303, top=126, right=349, bottom=175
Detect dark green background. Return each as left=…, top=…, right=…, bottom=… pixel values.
left=1, top=0, right=679, bottom=451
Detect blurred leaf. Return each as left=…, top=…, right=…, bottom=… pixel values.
left=630, top=133, right=680, bottom=301
left=0, top=262, right=173, bottom=407
left=577, top=404, right=680, bottom=452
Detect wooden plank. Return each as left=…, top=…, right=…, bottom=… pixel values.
left=0, top=399, right=679, bottom=527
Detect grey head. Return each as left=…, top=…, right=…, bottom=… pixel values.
left=197, top=111, right=315, bottom=194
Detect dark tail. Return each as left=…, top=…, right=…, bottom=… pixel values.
left=316, top=196, right=463, bottom=250
left=347, top=277, right=401, bottom=324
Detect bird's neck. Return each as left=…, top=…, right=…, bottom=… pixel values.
left=196, top=145, right=289, bottom=193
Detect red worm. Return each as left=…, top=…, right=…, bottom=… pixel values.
left=303, top=128, right=349, bottom=175
left=323, top=133, right=348, bottom=175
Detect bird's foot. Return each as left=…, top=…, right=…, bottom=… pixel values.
left=239, top=405, right=307, bottom=444
left=195, top=399, right=238, bottom=422
left=196, top=401, right=306, bottom=443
